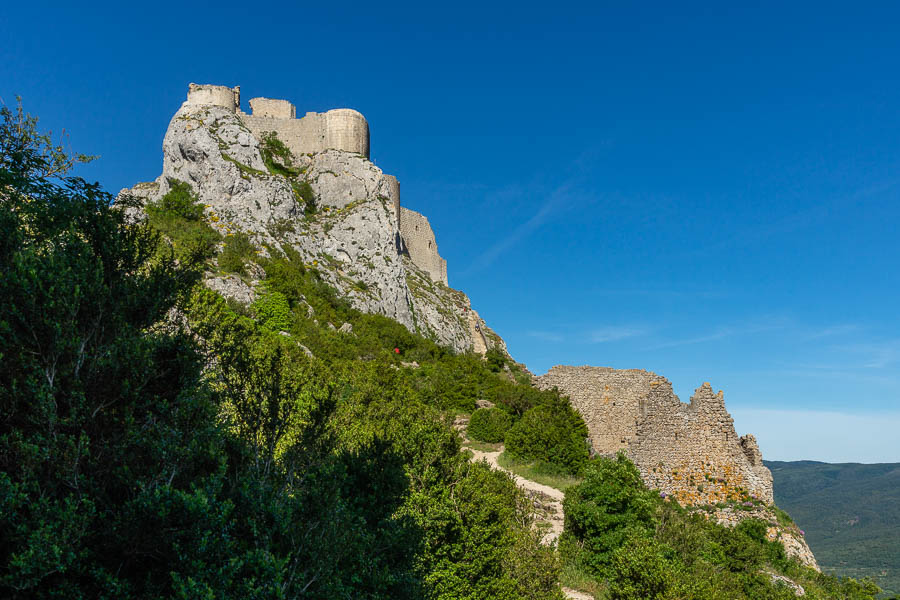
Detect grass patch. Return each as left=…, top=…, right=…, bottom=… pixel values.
left=462, top=440, right=503, bottom=453
left=559, top=562, right=605, bottom=599
left=496, top=451, right=582, bottom=492
left=221, top=152, right=267, bottom=178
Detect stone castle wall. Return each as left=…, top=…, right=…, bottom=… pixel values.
left=185, top=84, right=370, bottom=157
left=535, top=366, right=774, bottom=505
left=383, top=175, right=401, bottom=227
left=400, top=207, right=448, bottom=285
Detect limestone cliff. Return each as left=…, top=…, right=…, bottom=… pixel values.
left=123, top=87, right=501, bottom=355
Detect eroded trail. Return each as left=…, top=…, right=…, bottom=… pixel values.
left=467, top=446, right=565, bottom=545
left=466, top=445, right=591, bottom=599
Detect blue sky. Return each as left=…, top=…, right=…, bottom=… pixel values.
left=3, top=1, right=899, bottom=462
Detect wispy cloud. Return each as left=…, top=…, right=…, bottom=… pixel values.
left=805, top=324, right=860, bottom=339
left=461, top=185, right=572, bottom=275
left=644, top=318, right=788, bottom=350
left=526, top=330, right=564, bottom=343
left=589, top=326, right=648, bottom=343
left=841, top=339, right=900, bottom=369
left=684, top=178, right=900, bottom=259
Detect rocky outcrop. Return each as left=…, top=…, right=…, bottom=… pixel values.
left=712, top=505, right=819, bottom=571
left=122, top=96, right=505, bottom=355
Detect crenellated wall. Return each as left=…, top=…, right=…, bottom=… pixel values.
left=534, top=366, right=774, bottom=505
left=400, top=207, right=448, bottom=285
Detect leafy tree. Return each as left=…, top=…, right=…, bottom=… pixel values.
left=468, top=407, right=513, bottom=443
left=559, top=453, right=657, bottom=575
left=505, top=403, right=589, bottom=474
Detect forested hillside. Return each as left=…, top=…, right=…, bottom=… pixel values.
left=0, top=102, right=886, bottom=599
left=767, top=460, right=900, bottom=596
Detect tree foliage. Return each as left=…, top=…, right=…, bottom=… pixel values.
left=505, top=403, right=590, bottom=475
left=0, top=103, right=567, bottom=600
left=468, top=407, right=514, bottom=443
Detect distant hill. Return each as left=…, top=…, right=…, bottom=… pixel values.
left=766, top=460, right=900, bottom=596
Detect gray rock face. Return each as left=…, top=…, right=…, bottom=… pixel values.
left=306, top=150, right=398, bottom=211
left=157, top=104, right=300, bottom=242
left=124, top=100, right=504, bottom=355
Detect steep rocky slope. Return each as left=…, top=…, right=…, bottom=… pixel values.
left=123, top=98, right=502, bottom=354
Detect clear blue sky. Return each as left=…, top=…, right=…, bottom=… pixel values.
left=3, top=1, right=899, bottom=462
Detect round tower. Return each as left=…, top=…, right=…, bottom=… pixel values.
left=186, top=83, right=240, bottom=112
left=324, top=108, right=370, bottom=157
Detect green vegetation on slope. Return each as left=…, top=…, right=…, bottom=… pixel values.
left=767, top=460, right=900, bottom=597
left=561, top=454, right=883, bottom=599
left=0, top=104, right=562, bottom=599
left=0, top=103, right=887, bottom=600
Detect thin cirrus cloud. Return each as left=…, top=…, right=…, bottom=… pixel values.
left=460, top=185, right=572, bottom=276
left=588, top=326, right=648, bottom=343
left=526, top=331, right=565, bottom=343
left=644, top=318, right=789, bottom=351
left=842, top=339, right=900, bottom=369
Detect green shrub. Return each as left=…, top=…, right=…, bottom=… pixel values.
left=151, top=178, right=205, bottom=220
left=260, top=131, right=302, bottom=177
left=219, top=232, right=256, bottom=275
left=560, top=453, right=658, bottom=575
left=252, top=289, right=293, bottom=332
left=145, top=179, right=221, bottom=261
left=504, top=402, right=589, bottom=474
left=293, top=180, right=316, bottom=215
left=467, top=407, right=513, bottom=443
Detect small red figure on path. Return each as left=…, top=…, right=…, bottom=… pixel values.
left=394, top=347, right=400, bottom=354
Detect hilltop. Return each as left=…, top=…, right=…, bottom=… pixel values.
left=0, top=91, right=885, bottom=599
left=767, top=460, right=900, bottom=596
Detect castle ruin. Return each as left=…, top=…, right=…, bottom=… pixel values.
left=185, top=83, right=447, bottom=286
left=399, top=207, right=448, bottom=286
left=534, top=366, right=774, bottom=505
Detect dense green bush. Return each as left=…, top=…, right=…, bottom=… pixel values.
left=260, top=131, right=302, bottom=178
left=560, top=453, right=658, bottom=575
left=252, top=288, right=292, bottom=332
left=218, top=231, right=256, bottom=274
left=145, top=178, right=221, bottom=261
left=562, top=453, right=882, bottom=599
left=505, top=403, right=590, bottom=474
left=468, top=407, right=513, bottom=443
left=152, top=178, right=205, bottom=219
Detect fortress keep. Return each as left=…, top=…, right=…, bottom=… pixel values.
left=184, top=83, right=447, bottom=286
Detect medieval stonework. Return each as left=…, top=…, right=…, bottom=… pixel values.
left=125, top=84, right=817, bottom=569
left=124, top=83, right=491, bottom=355
left=399, top=207, right=448, bottom=286
left=534, top=366, right=774, bottom=505
left=184, top=83, right=444, bottom=288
